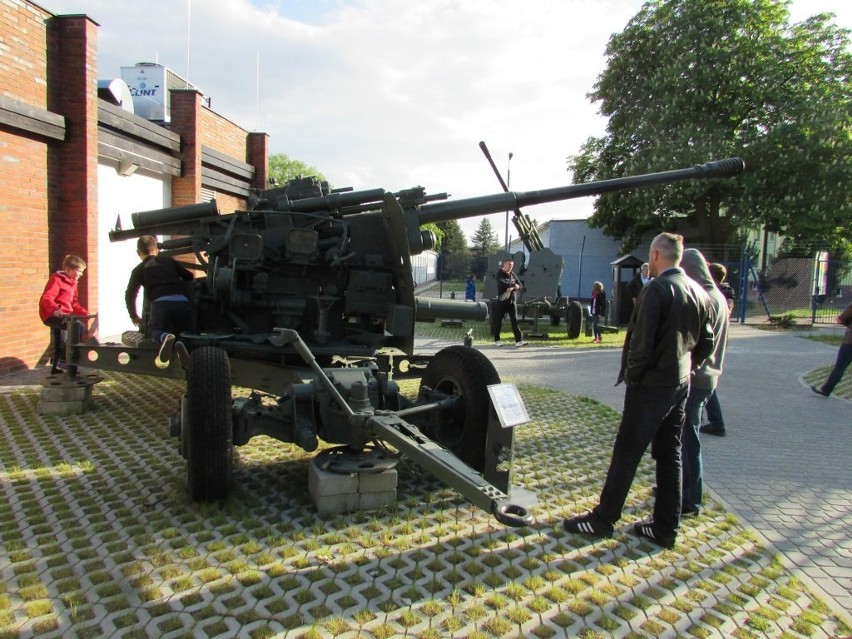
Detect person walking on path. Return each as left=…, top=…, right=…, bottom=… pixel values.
left=810, top=300, right=852, bottom=397
left=680, top=249, right=729, bottom=517
left=590, top=281, right=606, bottom=343
left=491, top=259, right=527, bottom=347
left=125, top=236, right=195, bottom=365
left=563, top=233, right=713, bottom=549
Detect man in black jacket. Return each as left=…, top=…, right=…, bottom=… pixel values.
left=125, top=235, right=195, bottom=364
left=491, top=259, right=528, bottom=347
left=563, top=233, right=714, bottom=548
left=626, top=262, right=651, bottom=310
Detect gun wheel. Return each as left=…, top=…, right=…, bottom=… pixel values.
left=185, top=345, right=233, bottom=500
left=566, top=300, right=583, bottom=339
left=419, top=345, right=500, bottom=472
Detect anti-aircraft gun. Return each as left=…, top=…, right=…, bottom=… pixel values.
left=71, top=157, right=744, bottom=527
left=477, top=141, right=579, bottom=336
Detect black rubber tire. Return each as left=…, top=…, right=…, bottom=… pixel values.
left=567, top=301, right=583, bottom=339
left=185, top=346, right=233, bottom=501
left=419, top=345, right=500, bottom=472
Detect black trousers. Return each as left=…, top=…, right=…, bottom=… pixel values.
left=593, top=383, right=688, bottom=535
left=44, top=316, right=86, bottom=365
left=491, top=299, right=523, bottom=343
left=148, top=299, right=193, bottom=344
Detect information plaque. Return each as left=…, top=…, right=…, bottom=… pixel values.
left=487, top=383, right=530, bottom=429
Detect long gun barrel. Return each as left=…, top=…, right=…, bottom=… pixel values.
left=416, top=158, right=744, bottom=225
left=110, top=158, right=743, bottom=253
left=478, top=140, right=545, bottom=253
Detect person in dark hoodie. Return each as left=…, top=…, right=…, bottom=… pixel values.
left=680, top=249, right=729, bottom=517
left=125, top=235, right=194, bottom=365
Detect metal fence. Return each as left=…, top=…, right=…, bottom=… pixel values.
left=625, top=245, right=851, bottom=326
left=737, top=253, right=851, bottom=324
left=810, top=257, right=852, bottom=323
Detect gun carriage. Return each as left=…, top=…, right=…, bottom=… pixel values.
left=70, top=157, right=744, bottom=526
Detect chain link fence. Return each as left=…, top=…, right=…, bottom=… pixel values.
left=807, top=256, right=851, bottom=323
left=686, top=244, right=850, bottom=325
left=738, top=252, right=849, bottom=325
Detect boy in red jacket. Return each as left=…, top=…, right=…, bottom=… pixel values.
left=39, top=255, right=89, bottom=372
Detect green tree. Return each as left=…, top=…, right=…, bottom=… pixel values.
left=470, top=218, right=500, bottom=258
left=436, top=220, right=468, bottom=255
left=434, top=220, right=469, bottom=279
left=268, top=153, right=326, bottom=186
left=568, top=0, right=852, bottom=258
left=421, top=222, right=444, bottom=251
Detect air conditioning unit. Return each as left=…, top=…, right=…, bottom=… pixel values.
left=120, top=62, right=200, bottom=122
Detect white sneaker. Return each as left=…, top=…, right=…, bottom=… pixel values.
left=158, top=333, right=175, bottom=363
left=495, top=340, right=503, bottom=347
left=515, top=341, right=528, bottom=347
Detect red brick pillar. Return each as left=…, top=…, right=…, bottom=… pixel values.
left=170, top=89, right=203, bottom=207
left=49, top=15, right=99, bottom=313
left=247, top=132, right=269, bottom=191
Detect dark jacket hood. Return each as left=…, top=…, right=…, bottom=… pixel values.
left=680, top=249, right=715, bottom=291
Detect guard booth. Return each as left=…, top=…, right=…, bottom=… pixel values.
left=611, top=254, right=644, bottom=326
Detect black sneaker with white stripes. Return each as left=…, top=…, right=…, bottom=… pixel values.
left=562, top=512, right=614, bottom=539
left=632, top=520, right=676, bottom=549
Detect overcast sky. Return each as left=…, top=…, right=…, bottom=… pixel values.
left=40, top=0, right=852, bottom=243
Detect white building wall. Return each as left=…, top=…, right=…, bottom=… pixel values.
left=97, top=161, right=170, bottom=339
left=411, top=250, right=438, bottom=286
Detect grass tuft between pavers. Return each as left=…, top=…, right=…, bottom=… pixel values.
left=0, top=372, right=850, bottom=638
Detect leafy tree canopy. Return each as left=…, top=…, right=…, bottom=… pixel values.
left=421, top=223, right=444, bottom=252
left=568, top=0, right=852, bottom=259
left=268, top=153, right=327, bottom=186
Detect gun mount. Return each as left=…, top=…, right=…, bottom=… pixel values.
left=75, top=157, right=744, bottom=526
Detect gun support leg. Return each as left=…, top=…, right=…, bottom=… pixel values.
left=367, top=413, right=532, bottom=527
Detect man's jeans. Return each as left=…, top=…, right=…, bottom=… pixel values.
left=704, top=389, right=725, bottom=428
left=149, top=299, right=193, bottom=344
left=682, top=386, right=714, bottom=514
left=594, top=383, right=688, bottom=535
left=822, top=342, right=852, bottom=395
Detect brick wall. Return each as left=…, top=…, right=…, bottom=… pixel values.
left=248, top=132, right=269, bottom=192
left=0, top=132, right=52, bottom=371
left=171, top=90, right=263, bottom=213
left=199, top=107, right=248, bottom=161
left=0, top=0, right=50, bottom=106
left=198, top=105, right=242, bottom=213
left=0, top=0, right=54, bottom=373
left=51, top=15, right=99, bottom=321
left=169, top=90, right=202, bottom=208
